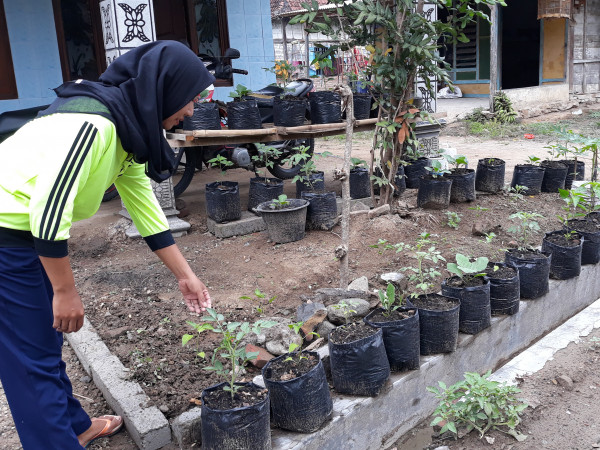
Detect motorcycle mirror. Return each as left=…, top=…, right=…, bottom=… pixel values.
left=224, top=48, right=240, bottom=60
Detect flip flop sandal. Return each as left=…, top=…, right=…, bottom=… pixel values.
left=82, top=415, right=124, bottom=448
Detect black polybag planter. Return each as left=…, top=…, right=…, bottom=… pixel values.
left=447, top=169, right=476, bottom=203
left=485, top=263, right=520, bottom=315
left=201, top=382, right=271, bottom=450
left=417, top=175, right=452, bottom=210
left=255, top=198, right=308, bottom=244
left=442, top=277, right=491, bottom=335
left=350, top=167, right=371, bottom=199
left=262, top=352, right=333, bottom=433
left=404, top=157, right=430, bottom=189
left=363, top=308, right=420, bottom=372
left=301, top=191, right=338, bottom=231
left=411, top=294, right=460, bottom=355
left=273, top=97, right=307, bottom=127
left=568, top=218, right=600, bottom=265
left=328, top=325, right=390, bottom=396
left=373, top=166, right=406, bottom=197
left=475, top=158, right=505, bottom=193
left=295, top=171, right=325, bottom=198
left=205, top=181, right=241, bottom=223
left=560, top=159, right=585, bottom=189
left=540, top=161, right=568, bottom=193
left=505, top=249, right=551, bottom=299
left=353, top=94, right=372, bottom=120
left=226, top=99, right=263, bottom=130
left=248, top=177, right=284, bottom=212
left=510, top=164, right=545, bottom=195
left=183, top=102, right=222, bottom=130
left=309, top=91, right=342, bottom=124
left=541, top=230, right=584, bottom=280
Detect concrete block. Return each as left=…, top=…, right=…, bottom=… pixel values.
left=206, top=210, right=266, bottom=238
left=171, top=408, right=202, bottom=449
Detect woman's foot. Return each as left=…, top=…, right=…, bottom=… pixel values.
left=78, top=415, right=124, bottom=448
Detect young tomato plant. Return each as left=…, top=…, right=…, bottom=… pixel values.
left=378, top=283, right=404, bottom=317
left=239, top=288, right=276, bottom=315
left=252, top=144, right=283, bottom=183
left=182, top=308, right=277, bottom=399
left=507, top=212, right=544, bottom=251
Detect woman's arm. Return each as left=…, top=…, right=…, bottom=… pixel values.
left=154, top=244, right=212, bottom=313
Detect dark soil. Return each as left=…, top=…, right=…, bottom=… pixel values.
left=421, top=174, right=449, bottom=181
left=515, top=164, right=542, bottom=170
left=264, top=352, right=318, bottom=382
left=411, top=294, right=460, bottom=311
left=448, top=168, right=473, bottom=175
left=541, top=160, right=568, bottom=169
left=568, top=219, right=599, bottom=233
left=329, top=322, right=378, bottom=344
left=368, top=308, right=416, bottom=323
left=544, top=232, right=581, bottom=247
left=203, top=383, right=268, bottom=410
left=479, top=158, right=505, bottom=166
left=484, top=264, right=517, bottom=279
left=445, top=275, right=486, bottom=288
left=507, top=249, right=549, bottom=260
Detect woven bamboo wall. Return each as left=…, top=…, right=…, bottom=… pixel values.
left=538, top=0, right=572, bottom=19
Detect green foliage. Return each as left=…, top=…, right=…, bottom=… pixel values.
left=446, top=211, right=462, bottom=229
left=425, top=159, right=450, bottom=178
left=350, top=157, right=369, bottom=170
left=182, top=309, right=277, bottom=398
left=268, top=194, right=291, bottom=210
left=332, top=300, right=358, bottom=325
left=239, top=288, right=276, bottom=314
left=427, top=371, right=528, bottom=441
left=445, top=154, right=468, bottom=170
left=447, top=254, right=489, bottom=279
left=228, top=84, right=252, bottom=100
left=469, top=205, right=489, bottom=217
left=507, top=212, right=543, bottom=250
left=484, top=232, right=496, bottom=244
left=207, top=154, right=234, bottom=181
left=285, top=146, right=332, bottom=189
left=378, top=283, right=404, bottom=317
left=252, top=144, right=283, bottom=181
left=508, top=185, right=529, bottom=201
left=526, top=155, right=541, bottom=165
left=492, top=91, right=517, bottom=124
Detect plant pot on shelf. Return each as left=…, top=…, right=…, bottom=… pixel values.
left=308, top=91, right=342, bottom=124
left=226, top=98, right=263, bottom=130
left=328, top=322, right=390, bottom=396
left=560, top=159, right=585, bottom=189
left=475, top=158, right=505, bottom=193
left=262, top=351, right=332, bottom=433
left=273, top=96, right=307, bottom=127
left=447, top=168, right=476, bottom=203
left=350, top=167, right=371, bottom=199
left=540, top=160, right=568, bottom=193
left=483, top=263, right=520, bottom=316
left=255, top=198, right=309, bottom=244
left=417, top=175, right=452, bottom=210
left=295, top=171, right=325, bottom=198
left=201, top=382, right=271, bottom=450
left=505, top=249, right=551, bottom=299
left=205, top=181, right=241, bottom=223
left=441, top=276, right=491, bottom=335
left=352, top=93, right=372, bottom=120
left=248, top=177, right=284, bottom=212
left=404, top=157, right=430, bottom=189
left=541, top=230, right=584, bottom=280
left=568, top=218, right=600, bottom=265
left=363, top=307, right=420, bottom=372
left=410, top=294, right=460, bottom=355
left=182, top=102, right=222, bottom=130
left=510, top=164, right=545, bottom=195
left=301, top=191, right=338, bottom=231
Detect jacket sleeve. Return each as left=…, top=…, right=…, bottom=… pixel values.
left=114, top=161, right=175, bottom=251
left=29, top=120, right=101, bottom=257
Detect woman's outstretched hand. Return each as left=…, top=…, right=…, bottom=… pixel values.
left=178, top=276, right=212, bottom=313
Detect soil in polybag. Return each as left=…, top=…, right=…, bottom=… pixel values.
left=510, top=164, right=545, bottom=195
left=411, top=294, right=460, bottom=355
left=447, top=168, right=476, bottom=203
left=328, top=322, right=390, bottom=396
left=568, top=218, right=600, bottom=265
left=295, top=171, right=325, bottom=198
left=301, top=191, right=338, bottom=231
left=364, top=308, right=420, bottom=372
left=475, top=158, right=505, bottom=193
left=442, top=276, right=491, bottom=334
left=540, top=161, right=568, bottom=193
left=350, top=168, right=371, bottom=199
left=484, top=263, right=520, bottom=315
left=248, top=177, right=284, bottom=212
left=262, top=351, right=332, bottom=433
left=560, top=159, right=585, bottom=189
left=542, top=230, right=583, bottom=280
left=353, top=94, right=372, bottom=120
left=226, top=99, right=263, bottom=130
left=273, top=97, right=307, bottom=127
left=373, top=166, right=406, bottom=197
left=205, top=181, right=241, bottom=223
left=183, top=102, right=221, bottom=130
left=309, top=91, right=342, bottom=124
left=404, top=157, right=429, bottom=189
left=201, top=382, right=271, bottom=450
left=417, top=175, right=452, bottom=210
left=505, top=249, right=551, bottom=299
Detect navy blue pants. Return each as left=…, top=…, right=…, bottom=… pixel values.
left=0, top=247, right=91, bottom=449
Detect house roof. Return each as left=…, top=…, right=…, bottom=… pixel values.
left=270, top=0, right=332, bottom=18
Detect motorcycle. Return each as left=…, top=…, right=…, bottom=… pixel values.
left=168, top=48, right=315, bottom=198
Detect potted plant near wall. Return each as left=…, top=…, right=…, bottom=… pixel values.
left=510, top=156, right=545, bottom=195
left=255, top=194, right=309, bottom=244
left=505, top=212, right=551, bottom=299
left=248, top=143, right=284, bottom=212
left=445, top=154, right=476, bottom=203
left=205, top=155, right=241, bottom=223
left=564, top=183, right=600, bottom=265
left=417, top=159, right=452, bottom=209
left=261, top=323, right=333, bottom=433
left=482, top=262, right=520, bottom=316
left=442, top=254, right=491, bottom=335
left=227, top=84, right=263, bottom=130
left=182, top=310, right=277, bottom=450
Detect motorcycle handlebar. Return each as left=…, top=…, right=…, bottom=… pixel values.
left=231, top=69, right=248, bottom=75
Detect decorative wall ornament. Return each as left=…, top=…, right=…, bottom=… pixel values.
left=415, top=2, right=437, bottom=113
left=101, top=3, right=115, bottom=46
left=118, top=3, right=150, bottom=43
left=99, top=0, right=155, bottom=56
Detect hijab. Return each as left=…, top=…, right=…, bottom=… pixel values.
left=39, top=41, right=215, bottom=182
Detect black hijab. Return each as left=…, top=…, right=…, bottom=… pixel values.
left=40, top=41, right=215, bottom=182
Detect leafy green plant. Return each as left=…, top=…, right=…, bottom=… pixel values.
left=469, top=205, right=489, bottom=217
left=252, top=144, right=283, bottom=182
left=484, top=232, right=496, bottom=244
left=425, top=159, right=450, bottom=178
left=284, top=146, right=332, bottom=190
left=507, top=212, right=544, bottom=251
left=507, top=185, right=528, bottom=201
left=378, top=283, right=404, bottom=317
left=228, top=84, right=253, bottom=100
left=266, top=194, right=291, bottom=210
left=182, top=309, right=278, bottom=398
left=447, top=254, right=489, bottom=280
left=446, top=211, right=462, bottom=229
left=526, top=155, right=541, bottom=165
left=207, top=154, right=234, bottom=183
left=332, top=300, right=357, bottom=325
left=239, top=288, right=276, bottom=315
left=557, top=187, right=587, bottom=226
left=427, top=371, right=528, bottom=441
left=444, top=154, right=468, bottom=171
left=350, top=157, right=369, bottom=170
left=492, top=91, right=518, bottom=124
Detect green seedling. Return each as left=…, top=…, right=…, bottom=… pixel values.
left=378, top=283, right=404, bottom=317
left=425, top=159, right=450, bottom=178
left=239, top=288, right=276, bottom=314
left=207, top=154, right=234, bottom=184
left=228, top=84, right=252, bottom=100
left=446, top=211, right=462, bottom=229
left=252, top=144, right=283, bottom=182
left=268, top=194, right=290, bottom=210
left=508, top=185, right=529, bottom=201
left=285, top=147, right=332, bottom=190
left=447, top=253, right=489, bottom=280
left=444, top=154, right=468, bottom=170
left=484, top=232, right=496, bottom=244
left=527, top=155, right=541, bottom=165
left=350, top=157, right=369, bottom=170
left=332, top=300, right=357, bottom=325
left=507, top=212, right=544, bottom=251
left=469, top=205, right=489, bottom=217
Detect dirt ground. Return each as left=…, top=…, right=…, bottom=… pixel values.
left=0, top=106, right=599, bottom=449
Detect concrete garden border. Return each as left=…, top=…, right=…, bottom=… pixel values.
left=67, top=263, right=600, bottom=449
